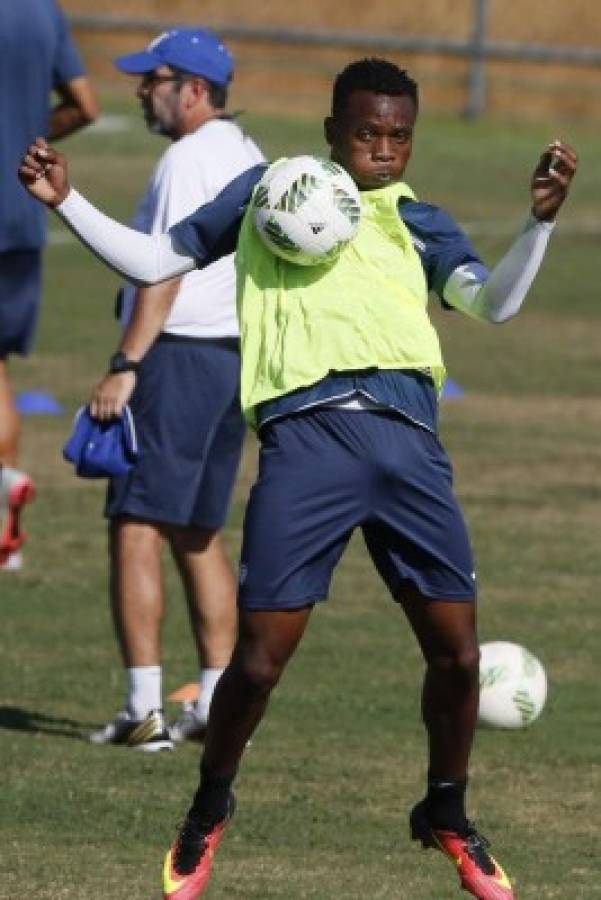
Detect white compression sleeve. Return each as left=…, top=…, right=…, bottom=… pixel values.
left=55, top=189, right=196, bottom=285
left=443, top=215, right=555, bottom=323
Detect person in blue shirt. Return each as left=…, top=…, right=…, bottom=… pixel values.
left=19, top=58, right=576, bottom=900
left=0, top=0, right=98, bottom=571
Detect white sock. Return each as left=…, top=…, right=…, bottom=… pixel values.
left=196, top=667, right=225, bottom=720
left=126, top=665, right=162, bottom=720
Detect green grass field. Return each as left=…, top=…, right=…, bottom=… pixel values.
left=2, top=102, right=600, bottom=899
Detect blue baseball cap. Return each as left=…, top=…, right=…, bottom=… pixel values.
left=114, top=28, right=233, bottom=86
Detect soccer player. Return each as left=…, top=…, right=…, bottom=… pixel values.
left=19, top=58, right=576, bottom=900
left=0, top=0, right=98, bottom=571
left=84, top=28, right=264, bottom=752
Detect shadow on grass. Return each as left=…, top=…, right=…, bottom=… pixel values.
left=0, top=706, right=99, bottom=740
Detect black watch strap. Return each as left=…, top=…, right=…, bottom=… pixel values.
left=108, top=351, right=141, bottom=375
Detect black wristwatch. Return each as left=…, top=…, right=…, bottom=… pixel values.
left=108, top=351, right=141, bottom=375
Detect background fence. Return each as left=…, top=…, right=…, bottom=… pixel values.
left=65, top=0, right=601, bottom=120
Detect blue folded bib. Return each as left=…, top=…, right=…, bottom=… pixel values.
left=63, top=405, right=138, bottom=478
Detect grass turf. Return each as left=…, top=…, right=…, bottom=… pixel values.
left=1, top=103, right=600, bottom=898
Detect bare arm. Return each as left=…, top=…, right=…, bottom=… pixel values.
left=120, top=279, right=182, bottom=361
left=49, top=76, right=99, bottom=141
left=89, top=278, right=182, bottom=421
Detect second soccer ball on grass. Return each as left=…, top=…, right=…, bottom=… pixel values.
left=478, top=641, right=548, bottom=729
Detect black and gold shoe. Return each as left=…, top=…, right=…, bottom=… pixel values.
left=89, top=709, right=174, bottom=752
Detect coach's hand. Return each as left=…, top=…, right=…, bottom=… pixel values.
left=89, top=372, right=137, bottom=422
left=531, top=139, right=577, bottom=222
left=18, top=137, right=71, bottom=207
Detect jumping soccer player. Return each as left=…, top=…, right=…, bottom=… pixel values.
left=19, top=58, right=576, bottom=900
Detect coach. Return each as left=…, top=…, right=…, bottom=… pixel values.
left=87, top=28, right=264, bottom=751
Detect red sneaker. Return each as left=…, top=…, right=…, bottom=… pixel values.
left=410, top=801, right=515, bottom=899
left=163, top=795, right=235, bottom=899
left=0, top=467, right=35, bottom=563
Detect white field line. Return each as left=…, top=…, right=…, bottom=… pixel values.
left=88, top=113, right=134, bottom=133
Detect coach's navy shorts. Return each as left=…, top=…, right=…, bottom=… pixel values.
left=238, top=408, right=476, bottom=610
left=0, top=250, right=42, bottom=357
left=105, top=334, right=245, bottom=530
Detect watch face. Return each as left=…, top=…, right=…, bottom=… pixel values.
left=110, top=353, right=137, bottom=374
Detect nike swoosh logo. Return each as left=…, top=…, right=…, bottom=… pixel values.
left=163, top=851, right=185, bottom=895
left=491, top=861, right=513, bottom=891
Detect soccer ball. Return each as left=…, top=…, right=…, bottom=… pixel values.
left=251, top=155, right=361, bottom=266
left=478, top=641, right=547, bottom=729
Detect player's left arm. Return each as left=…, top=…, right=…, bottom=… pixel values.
left=443, top=140, right=577, bottom=323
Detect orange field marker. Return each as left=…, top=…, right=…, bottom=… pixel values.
left=167, top=682, right=199, bottom=703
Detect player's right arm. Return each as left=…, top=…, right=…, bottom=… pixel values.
left=18, top=139, right=266, bottom=284
left=19, top=139, right=195, bottom=283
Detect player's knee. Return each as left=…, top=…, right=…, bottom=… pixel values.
left=234, top=645, right=286, bottom=697
left=430, top=643, right=479, bottom=688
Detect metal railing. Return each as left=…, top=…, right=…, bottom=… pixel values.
left=69, top=0, right=601, bottom=118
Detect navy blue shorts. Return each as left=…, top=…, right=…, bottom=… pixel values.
left=238, top=408, right=476, bottom=610
left=106, top=335, right=245, bottom=530
left=0, top=250, right=42, bottom=357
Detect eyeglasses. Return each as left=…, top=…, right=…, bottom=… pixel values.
left=139, top=72, right=187, bottom=90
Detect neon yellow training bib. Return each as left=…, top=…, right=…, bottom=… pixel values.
left=235, top=172, right=446, bottom=428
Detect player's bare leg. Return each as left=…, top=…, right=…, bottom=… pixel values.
left=163, top=606, right=312, bottom=898
left=168, top=527, right=238, bottom=741
left=0, top=358, right=20, bottom=466
left=204, top=607, right=311, bottom=772
left=0, top=357, right=36, bottom=572
left=399, top=584, right=479, bottom=783
left=170, top=527, right=237, bottom=670
left=88, top=518, right=173, bottom=751
left=110, top=517, right=165, bottom=667
left=400, top=583, right=515, bottom=899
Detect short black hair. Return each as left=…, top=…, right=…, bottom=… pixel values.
left=331, top=58, right=418, bottom=118
left=205, top=79, right=228, bottom=110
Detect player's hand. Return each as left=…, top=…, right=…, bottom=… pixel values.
left=89, top=372, right=137, bottom=422
left=531, top=140, right=577, bottom=222
left=18, top=137, right=71, bottom=207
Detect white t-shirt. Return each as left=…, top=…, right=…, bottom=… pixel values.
left=120, top=118, right=264, bottom=337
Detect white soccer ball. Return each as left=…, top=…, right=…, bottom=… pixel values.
left=478, top=641, right=547, bottom=729
left=251, top=155, right=361, bottom=266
